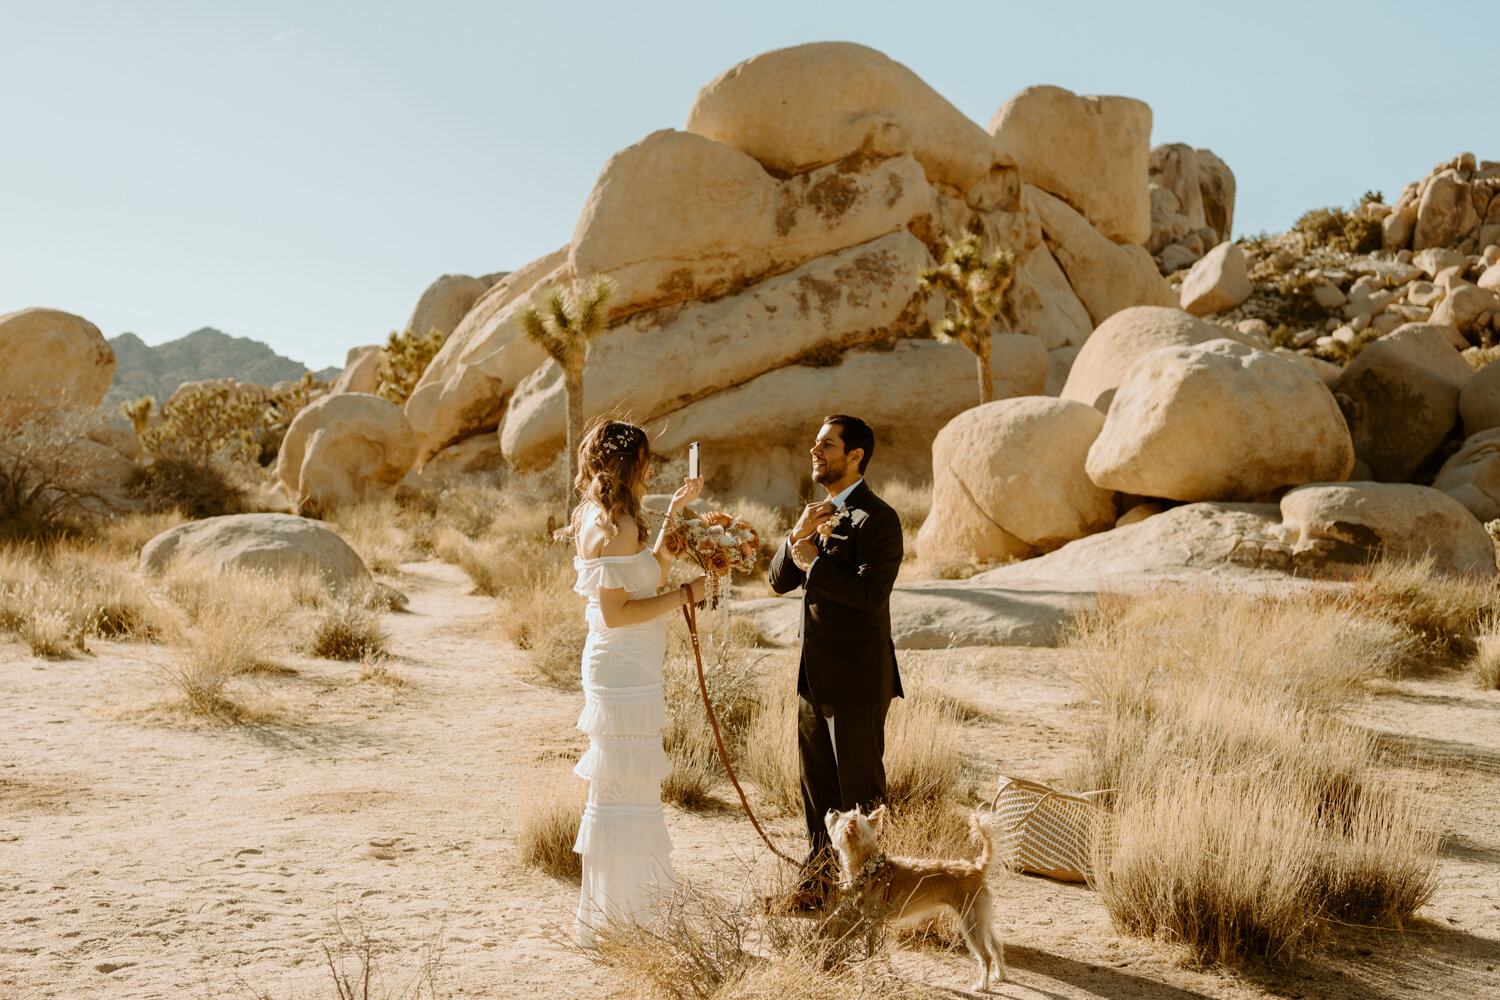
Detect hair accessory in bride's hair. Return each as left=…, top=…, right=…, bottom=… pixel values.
left=599, top=425, right=641, bottom=455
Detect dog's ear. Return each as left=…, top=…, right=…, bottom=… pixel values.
left=868, top=803, right=888, bottom=834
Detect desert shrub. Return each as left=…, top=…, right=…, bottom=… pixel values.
left=308, top=603, right=390, bottom=661
left=1469, top=630, right=1500, bottom=689
left=327, top=499, right=414, bottom=575
left=588, top=878, right=948, bottom=1000
left=1339, top=557, right=1497, bottom=664
left=1263, top=270, right=1338, bottom=333
left=515, top=770, right=585, bottom=880
left=1069, top=588, right=1439, bottom=965
left=1466, top=346, right=1500, bottom=371
left=1313, top=324, right=1385, bottom=367
left=0, top=546, right=163, bottom=652
left=0, top=411, right=118, bottom=542
left=1294, top=207, right=1383, bottom=255
left=127, top=456, right=248, bottom=519
left=876, top=478, right=932, bottom=535
left=135, top=384, right=264, bottom=466
left=660, top=626, right=768, bottom=809
left=740, top=659, right=967, bottom=817
left=376, top=328, right=446, bottom=406
left=155, top=567, right=291, bottom=717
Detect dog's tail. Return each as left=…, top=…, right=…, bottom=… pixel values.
left=970, top=812, right=993, bottom=874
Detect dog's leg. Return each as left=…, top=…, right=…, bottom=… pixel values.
left=960, top=893, right=1004, bottom=991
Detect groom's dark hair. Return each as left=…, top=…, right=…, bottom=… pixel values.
left=824, top=414, right=874, bottom=474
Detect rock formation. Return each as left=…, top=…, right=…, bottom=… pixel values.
left=140, top=513, right=372, bottom=591
left=276, top=393, right=418, bottom=513
left=0, top=308, right=115, bottom=423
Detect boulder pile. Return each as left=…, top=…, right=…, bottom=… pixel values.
left=345, top=44, right=1187, bottom=500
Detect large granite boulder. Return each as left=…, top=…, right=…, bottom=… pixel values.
left=642, top=335, right=1044, bottom=505
left=1460, top=359, right=1500, bottom=435
left=1434, top=427, right=1500, bottom=522
left=1279, top=482, right=1495, bottom=577
left=500, top=230, right=935, bottom=470
left=1060, top=305, right=1251, bottom=411
left=276, top=393, right=418, bottom=513
left=1194, top=149, right=1236, bottom=244
left=1331, top=324, right=1472, bottom=481
left=0, top=308, right=115, bottom=423
left=1085, top=340, right=1354, bottom=502
left=405, top=274, right=488, bottom=340
left=1413, top=168, right=1481, bottom=250
left=918, top=397, right=1116, bottom=563
left=570, top=129, right=937, bottom=319
left=404, top=247, right=568, bottom=463
left=685, top=42, right=1018, bottom=210
left=988, top=85, right=1152, bottom=245
left=1027, top=186, right=1177, bottom=327
left=140, top=513, right=372, bottom=590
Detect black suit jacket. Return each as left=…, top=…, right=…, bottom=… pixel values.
left=768, top=481, right=904, bottom=708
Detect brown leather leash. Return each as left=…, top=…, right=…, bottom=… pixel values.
left=679, top=583, right=801, bottom=867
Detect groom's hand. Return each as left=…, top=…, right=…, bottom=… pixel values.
left=790, top=501, right=836, bottom=543
left=791, top=537, right=819, bottom=573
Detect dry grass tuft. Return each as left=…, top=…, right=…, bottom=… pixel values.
left=1471, top=629, right=1500, bottom=689
left=587, top=878, right=948, bottom=1000
left=660, top=625, right=769, bottom=809
left=308, top=603, right=391, bottom=661
left=1338, top=557, right=1498, bottom=667
left=0, top=544, right=165, bottom=654
left=155, top=567, right=292, bottom=718
left=1069, top=587, right=1439, bottom=965
left=328, top=499, right=415, bottom=575
left=515, top=770, right=586, bottom=881
left=875, top=477, right=931, bottom=536
left=740, top=658, right=968, bottom=818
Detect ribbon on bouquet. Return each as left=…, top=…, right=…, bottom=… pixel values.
left=679, top=583, right=800, bottom=867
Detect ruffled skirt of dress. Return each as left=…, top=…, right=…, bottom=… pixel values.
left=574, top=607, right=673, bottom=946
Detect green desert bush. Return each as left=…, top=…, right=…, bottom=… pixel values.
left=376, top=328, right=446, bottom=407
left=1294, top=206, right=1383, bottom=255
left=127, top=456, right=249, bottom=519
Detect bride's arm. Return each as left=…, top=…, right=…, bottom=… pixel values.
left=651, top=476, right=704, bottom=585
left=597, top=581, right=704, bottom=629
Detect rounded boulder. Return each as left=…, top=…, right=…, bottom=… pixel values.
left=1086, top=339, right=1354, bottom=502
left=1279, top=482, right=1495, bottom=577
left=276, top=393, right=418, bottom=514
left=917, top=397, right=1116, bottom=563
left=685, top=42, right=1016, bottom=208
left=140, top=513, right=372, bottom=590
left=1060, top=305, right=1243, bottom=411
left=988, top=84, right=1152, bottom=245
left=0, top=308, right=115, bottom=423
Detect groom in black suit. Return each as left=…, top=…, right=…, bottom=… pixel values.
left=768, top=415, right=904, bottom=905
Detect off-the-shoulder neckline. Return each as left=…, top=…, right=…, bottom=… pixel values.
left=575, top=547, right=654, bottom=565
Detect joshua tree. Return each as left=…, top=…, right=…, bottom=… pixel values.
left=519, top=274, right=618, bottom=515
left=917, top=234, right=1017, bottom=405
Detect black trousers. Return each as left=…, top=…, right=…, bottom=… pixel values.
left=798, top=692, right=891, bottom=861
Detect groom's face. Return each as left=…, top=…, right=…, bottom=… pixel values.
left=810, top=422, right=858, bottom=487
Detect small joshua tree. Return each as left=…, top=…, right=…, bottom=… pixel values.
left=519, top=275, right=618, bottom=515
left=917, top=234, right=1017, bottom=405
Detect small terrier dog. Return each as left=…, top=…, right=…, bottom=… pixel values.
left=824, top=804, right=1005, bottom=992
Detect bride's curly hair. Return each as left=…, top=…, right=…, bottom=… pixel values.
left=564, top=417, right=652, bottom=543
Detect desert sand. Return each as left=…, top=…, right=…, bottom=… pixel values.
left=2, top=559, right=1498, bottom=999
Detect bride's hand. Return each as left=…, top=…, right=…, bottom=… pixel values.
left=669, top=476, right=704, bottom=514
left=686, top=574, right=708, bottom=604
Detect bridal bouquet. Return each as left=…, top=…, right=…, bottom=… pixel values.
left=662, top=509, right=760, bottom=609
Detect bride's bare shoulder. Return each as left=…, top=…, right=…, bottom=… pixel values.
left=574, top=505, right=641, bottom=559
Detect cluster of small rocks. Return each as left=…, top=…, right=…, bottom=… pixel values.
left=1145, top=144, right=1236, bottom=275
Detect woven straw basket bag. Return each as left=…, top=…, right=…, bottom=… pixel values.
left=989, top=776, right=1117, bottom=884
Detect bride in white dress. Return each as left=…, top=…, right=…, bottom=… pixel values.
left=564, top=419, right=706, bottom=945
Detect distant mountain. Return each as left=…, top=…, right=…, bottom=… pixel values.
left=102, top=328, right=343, bottom=412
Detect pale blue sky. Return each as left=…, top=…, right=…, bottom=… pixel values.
left=3, top=0, right=1492, bottom=370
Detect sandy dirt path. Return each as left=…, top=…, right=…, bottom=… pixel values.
left=2, top=561, right=1497, bottom=998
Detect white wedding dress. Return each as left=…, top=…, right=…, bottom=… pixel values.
left=571, top=546, right=674, bottom=945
